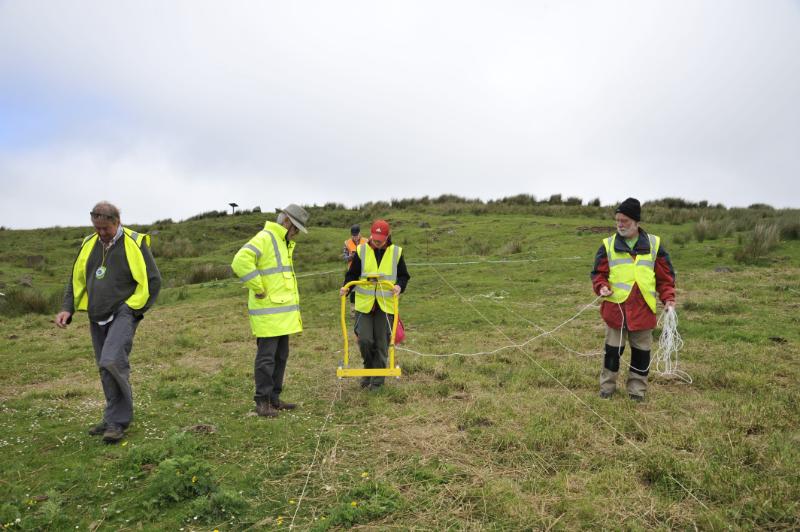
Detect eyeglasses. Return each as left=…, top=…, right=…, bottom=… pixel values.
left=90, top=211, right=117, bottom=222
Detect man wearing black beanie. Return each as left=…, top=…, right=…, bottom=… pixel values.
left=590, top=198, right=676, bottom=401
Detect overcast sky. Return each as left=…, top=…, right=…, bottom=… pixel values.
left=1, top=1, right=798, bottom=229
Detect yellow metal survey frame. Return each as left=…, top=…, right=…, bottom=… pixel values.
left=337, top=279, right=401, bottom=378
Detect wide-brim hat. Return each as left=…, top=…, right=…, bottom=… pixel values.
left=283, top=204, right=309, bottom=234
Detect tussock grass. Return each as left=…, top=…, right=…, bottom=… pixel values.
left=0, top=286, right=61, bottom=316
left=1, top=203, right=799, bottom=529
left=734, top=223, right=780, bottom=263
left=184, top=263, right=232, bottom=284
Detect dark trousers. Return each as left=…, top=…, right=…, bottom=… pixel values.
left=254, top=335, right=289, bottom=404
left=355, top=309, right=392, bottom=385
left=89, top=305, right=140, bottom=429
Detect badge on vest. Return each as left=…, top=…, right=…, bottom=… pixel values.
left=95, top=266, right=107, bottom=279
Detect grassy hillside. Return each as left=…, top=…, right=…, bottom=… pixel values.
left=1, top=200, right=799, bottom=530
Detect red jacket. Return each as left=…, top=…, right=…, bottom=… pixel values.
left=591, top=230, right=676, bottom=331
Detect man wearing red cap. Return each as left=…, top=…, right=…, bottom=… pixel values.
left=591, top=198, right=676, bottom=401
left=340, top=219, right=410, bottom=390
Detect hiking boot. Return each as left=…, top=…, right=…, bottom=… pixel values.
left=359, top=378, right=371, bottom=389
left=255, top=402, right=279, bottom=418
left=102, top=424, right=125, bottom=443
left=599, top=390, right=613, bottom=399
left=629, top=393, right=644, bottom=402
left=88, top=421, right=107, bottom=436
left=271, top=400, right=297, bottom=411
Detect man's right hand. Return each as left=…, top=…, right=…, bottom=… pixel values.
left=599, top=286, right=612, bottom=297
left=55, top=311, right=72, bottom=328
left=339, top=287, right=349, bottom=296
left=254, top=293, right=266, bottom=300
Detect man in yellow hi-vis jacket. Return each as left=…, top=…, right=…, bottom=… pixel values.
left=55, top=201, right=161, bottom=443
left=231, top=204, right=309, bottom=418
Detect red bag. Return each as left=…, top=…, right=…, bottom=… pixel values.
left=394, top=318, right=405, bottom=344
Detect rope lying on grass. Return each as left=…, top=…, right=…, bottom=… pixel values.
left=395, top=296, right=602, bottom=359
left=424, top=266, right=709, bottom=510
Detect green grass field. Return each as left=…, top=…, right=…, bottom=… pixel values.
left=1, top=201, right=799, bottom=530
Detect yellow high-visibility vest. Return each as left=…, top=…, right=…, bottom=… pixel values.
left=354, top=243, right=402, bottom=314
left=231, top=221, right=302, bottom=337
left=602, top=233, right=660, bottom=313
left=72, top=227, right=151, bottom=311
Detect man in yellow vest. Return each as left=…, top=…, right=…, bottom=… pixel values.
left=340, top=219, right=410, bottom=390
left=232, top=204, right=309, bottom=417
left=343, top=224, right=367, bottom=316
left=55, top=201, right=161, bottom=443
left=591, top=198, right=676, bottom=401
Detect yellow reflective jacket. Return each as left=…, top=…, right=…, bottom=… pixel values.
left=72, top=227, right=151, bottom=311
left=602, top=233, right=661, bottom=313
left=231, top=221, right=302, bottom=337
left=354, top=243, right=402, bottom=314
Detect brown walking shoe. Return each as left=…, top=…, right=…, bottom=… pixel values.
left=102, top=425, right=125, bottom=443
left=88, top=421, right=107, bottom=436
left=256, top=402, right=279, bottom=418
left=272, top=400, right=297, bottom=411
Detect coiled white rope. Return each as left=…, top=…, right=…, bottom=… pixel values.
left=653, top=307, right=692, bottom=383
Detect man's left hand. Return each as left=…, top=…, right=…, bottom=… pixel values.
left=392, top=285, right=401, bottom=296
left=665, top=300, right=676, bottom=310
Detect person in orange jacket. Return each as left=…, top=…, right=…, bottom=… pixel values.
left=343, top=224, right=367, bottom=316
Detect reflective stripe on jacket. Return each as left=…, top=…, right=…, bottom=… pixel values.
left=354, top=243, right=402, bottom=314
left=72, top=227, right=151, bottom=311
left=231, top=221, right=302, bottom=337
left=602, top=233, right=660, bottom=313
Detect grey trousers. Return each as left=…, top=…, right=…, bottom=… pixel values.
left=354, top=309, right=392, bottom=385
left=89, top=305, right=140, bottom=429
left=254, top=335, right=289, bottom=404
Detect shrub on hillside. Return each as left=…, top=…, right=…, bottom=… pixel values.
left=693, top=217, right=733, bottom=242
left=151, top=237, right=200, bottom=258
left=564, top=196, right=582, bottom=206
left=734, top=223, right=779, bottom=263
left=499, top=240, right=523, bottom=255
left=184, top=210, right=227, bottom=222
left=0, top=287, right=60, bottom=316
left=185, top=264, right=232, bottom=285
left=587, top=198, right=601, bottom=207
left=747, top=203, right=774, bottom=210
left=779, top=219, right=800, bottom=240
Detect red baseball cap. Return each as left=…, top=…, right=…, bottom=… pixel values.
left=370, top=219, right=390, bottom=242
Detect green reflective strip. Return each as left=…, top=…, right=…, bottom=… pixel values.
left=359, top=243, right=367, bottom=278
left=260, top=266, right=292, bottom=275
left=636, top=259, right=655, bottom=268
left=613, top=282, right=632, bottom=290
left=239, top=270, right=260, bottom=282
left=355, top=286, right=393, bottom=297
left=243, top=243, right=262, bottom=259
left=649, top=235, right=659, bottom=262
left=389, top=245, right=399, bottom=281
left=609, top=258, right=634, bottom=266
left=248, top=305, right=300, bottom=316
left=261, top=230, right=286, bottom=270
left=354, top=286, right=375, bottom=296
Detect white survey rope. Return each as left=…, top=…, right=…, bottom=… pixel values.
left=653, top=307, right=692, bottom=383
